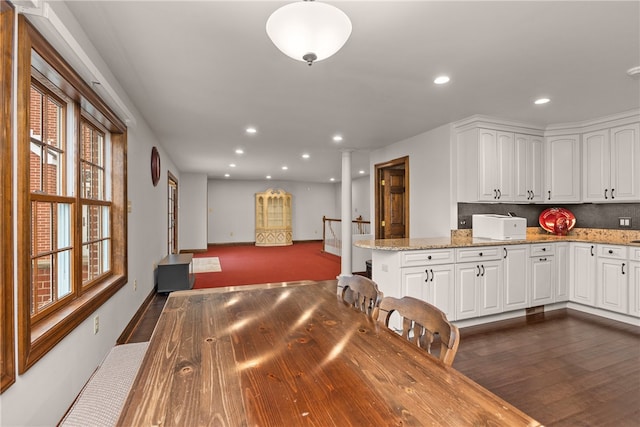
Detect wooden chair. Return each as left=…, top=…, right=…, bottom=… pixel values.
left=338, top=275, right=383, bottom=319
left=378, top=296, right=460, bottom=366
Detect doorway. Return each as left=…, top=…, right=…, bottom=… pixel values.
left=168, top=172, right=178, bottom=254
left=375, top=156, right=409, bottom=239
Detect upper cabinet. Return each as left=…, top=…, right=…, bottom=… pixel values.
left=457, top=125, right=542, bottom=203
left=583, top=123, right=640, bottom=202
left=544, top=135, right=581, bottom=203
left=514, top=134, right=544, bottom=202
left=455, top=111, right=640, bottom=204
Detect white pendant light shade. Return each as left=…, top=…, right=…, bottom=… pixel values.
left=266, top=1, right=352, bottom=65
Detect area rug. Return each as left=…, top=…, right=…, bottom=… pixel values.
left=192, top=257, right=222, bottom=273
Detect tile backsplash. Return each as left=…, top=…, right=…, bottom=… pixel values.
left=458, top=202, right=640, bottom=231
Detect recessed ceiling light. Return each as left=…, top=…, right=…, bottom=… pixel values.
left=359, top=170, right=365, bottom=174
left=282, top=166, right=288, bottom=170
left=333, top=135, right=343, bottom=142
left=266, top=175, right=271, bottom=179
left=534, top=98, right=550, bottom=105
left=235, top=149, right=244, bottom=155
left=302, top=153, right=310, bottom=159
left=246, top=127, right=257, bottom=134
left=434, top=75, right=450, bottom=84
left=330, top=178, right=335, bottom=182
left=229, top=163, right=236, bottom=167
left=224, top=173, right=230, bottom=178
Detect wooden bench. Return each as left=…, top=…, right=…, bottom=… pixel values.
left=59, top=342, right=148, bottom=427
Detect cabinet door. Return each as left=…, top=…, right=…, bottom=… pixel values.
left=478, top=129, right=498, bottom=201
left=629, top=261, right=640, bottom=317
left=428, top=264, right=456, bottom=321
left=582, top=130, right=610, bottom=202
left=480, top=260, right=503, bottom=315
left=545, top=135, right=581, bottom=202
left=496, top=131, right=514, bottom=201
left=596, top=258, right=628, bottom=314
left=555, top=243, right=570, bottom=302
left=402, top=266, right=429, bottom=301
left=503, top=245, right=529, bottom=310
left=531, top=256, right=555, bottom=306
left=570, top=243, right=597, bottom=305
left=514, top=135, right=544, bottom=202
left=456, top=263, right=481, bottom=320
left=610, top=123, right=640, bottom=201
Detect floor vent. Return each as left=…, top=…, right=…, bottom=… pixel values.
left=526, top=306, right=544, bottom=315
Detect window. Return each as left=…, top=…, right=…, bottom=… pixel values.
left=1, top=0, right=15, bottom=393
left=17, top=17, right=128, bottom=372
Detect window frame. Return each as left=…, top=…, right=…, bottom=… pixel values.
left=17, top=16, right=128, bottom=373
left=1, top=0, right=15, bottom=393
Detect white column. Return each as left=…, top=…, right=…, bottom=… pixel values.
left=340, top=150, right=353, bottom=279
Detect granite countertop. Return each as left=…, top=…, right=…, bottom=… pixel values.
left=354, top=228, right=640, bottom=251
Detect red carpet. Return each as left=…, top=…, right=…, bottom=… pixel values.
left=192, top=241, right=340, bottom=289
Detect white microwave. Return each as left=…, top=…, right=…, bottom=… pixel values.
left=472, top=214, right=527, bottom=241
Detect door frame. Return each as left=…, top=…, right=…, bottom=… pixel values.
left=374, top=156, right=410, bottom=239
left=168, top=171, right=178, bottom=254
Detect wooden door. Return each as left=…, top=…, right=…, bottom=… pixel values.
left=382, top=168, right=406, bottom=239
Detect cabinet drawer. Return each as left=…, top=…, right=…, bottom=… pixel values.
left=530, top=243, right=555, bottom=257
left=598, top=244, right=627, bottom=260
left=455, top=246, right=502, bottom=263
left=401, top=249, right=454, bottom=267
left=630, top=246, right=640, bottom=261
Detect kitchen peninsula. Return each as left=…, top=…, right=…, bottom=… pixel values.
left=355, top=228, right=640, bottom=328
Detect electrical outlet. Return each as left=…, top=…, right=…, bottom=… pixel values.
left=93, top=316, right=99, bottom=334
left=619, top=217, right=632, bottom=228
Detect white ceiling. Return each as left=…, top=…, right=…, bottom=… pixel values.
left=63, top=1, right=640, bottom=183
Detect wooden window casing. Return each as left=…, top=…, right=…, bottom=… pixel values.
left=16, top=16, right=128, bottom=373
left=1, top=0, right=15, bottom=393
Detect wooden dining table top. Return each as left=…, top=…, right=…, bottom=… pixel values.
left=117, top=280, right=541, bottom=426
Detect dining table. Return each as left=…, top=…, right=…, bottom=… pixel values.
left=117, top=280, right=541, bottom=426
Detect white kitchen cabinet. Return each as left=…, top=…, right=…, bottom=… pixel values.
left=629, top=246, right=640, bottom=317
left=544, top=135, right=581, bottom=202
left=402, top=264, right=455, bottom=320
left=455, top=247, right=503, bottom=320
left=514, top=134, right=544, bottom=202
left=477, top=129, right=514, bottom=201
left=596, top=245, right=628, bottom=314
left=570, top=242, right=597, bottom=305
left=503, top=245, right=529, bottom=310
left=583, top=123, right=640, bottom=202
left=530, top=243, right=555, bottom=306
left=458, top=127, right=529, bottom=202
left=555, top=242, right=570, bottom=302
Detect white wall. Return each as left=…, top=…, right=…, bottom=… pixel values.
left=333, top=175, right=371, bottom=221
left=178, top=173, right=208, bottom=251
left=2, top=4, right=178, bottom=426
left=207, top=179, right=338, bottom=244
left=369, top=124, right=453, bottom=238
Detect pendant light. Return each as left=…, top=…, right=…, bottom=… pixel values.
left=266, top=0, right=352, bottom=66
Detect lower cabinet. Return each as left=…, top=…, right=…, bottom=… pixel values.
left=570, top=242, right=597, bottom=305
left=503, top=245, right=530, bottom=310
left=555, top=242, right=570, bottom=302
left=402, top=264, right=455, bottom=320
left=629, top=260, right=640, bottom=317
left=596, top=245, right=628, bottom=314
left=455, top=259, right=503, bottom=320
left=530, top=243, right=555, bottom=306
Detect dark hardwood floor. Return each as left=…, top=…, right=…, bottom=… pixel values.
left=125, top=296, right=640, bottom=426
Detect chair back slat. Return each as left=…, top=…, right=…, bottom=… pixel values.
left=378, top=296, right=460, bottom=366
left=338, top=275, right=383, bottom=319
